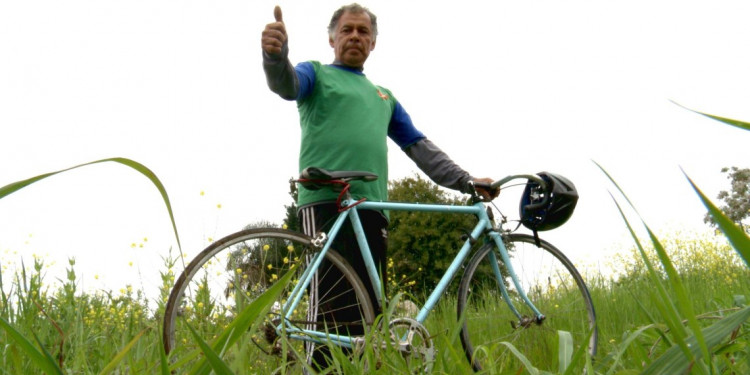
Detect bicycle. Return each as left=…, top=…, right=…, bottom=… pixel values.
left=162, top=167, right=598, bottom=373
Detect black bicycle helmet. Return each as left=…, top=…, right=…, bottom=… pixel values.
left=519, top=172, right=578, bottom=232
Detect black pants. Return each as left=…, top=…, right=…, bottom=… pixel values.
left=298, top=203, right=388, bottom=368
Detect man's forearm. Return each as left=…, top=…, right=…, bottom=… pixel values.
left=263, top=44, right=299, bottom=100
left=404, top=138, right=474, bottom=194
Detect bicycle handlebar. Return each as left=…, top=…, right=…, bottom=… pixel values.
left=490, top=174, right=546, bottom=191
left=295, top=168, right=550, bottom=208
left=473, top=174, right=550, bottom=209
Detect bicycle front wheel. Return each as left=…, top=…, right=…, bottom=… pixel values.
left=162, top=228, right=375, bottom=373
left=457, top=233, right=597, bottom=373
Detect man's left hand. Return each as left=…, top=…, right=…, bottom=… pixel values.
left=473, top=177, right=500, bottom=201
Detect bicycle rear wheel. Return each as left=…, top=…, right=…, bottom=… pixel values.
left=457, top=233, right=597, bottom=373
left=162, top=228, right=375, bottom=373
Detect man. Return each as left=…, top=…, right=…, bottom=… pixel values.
left=261, top=2, right=497, bottom=368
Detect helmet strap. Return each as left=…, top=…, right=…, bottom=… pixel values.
left=532, top=229, right=541, bottom=247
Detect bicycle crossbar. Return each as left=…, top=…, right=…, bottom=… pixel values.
left=357, top=200, right=482, bottom=215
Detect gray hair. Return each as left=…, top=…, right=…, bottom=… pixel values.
left=327, top=3, right=378, bottom=39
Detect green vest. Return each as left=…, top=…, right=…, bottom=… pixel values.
left=297, top=61, right=396, bottom=207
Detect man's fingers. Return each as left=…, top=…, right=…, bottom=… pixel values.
left=263, top=28, right=285, bottom=41
left=262, top=36, right=283, bottom=49
left=274, top=5, right=283, bottom=23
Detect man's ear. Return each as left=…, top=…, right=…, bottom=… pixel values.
left=329, top=36, right=335, bottom=48
left=370, top=38, right=376, bottom=51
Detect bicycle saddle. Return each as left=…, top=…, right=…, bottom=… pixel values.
left=298, top=167, right=378, bottom=190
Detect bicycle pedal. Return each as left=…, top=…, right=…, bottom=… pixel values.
left=262, top=323, right=278, bottom=344
left=270, top=343, right=297, bottom=362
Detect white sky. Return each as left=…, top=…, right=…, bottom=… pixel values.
left=2, top=0, right=749, bottom=298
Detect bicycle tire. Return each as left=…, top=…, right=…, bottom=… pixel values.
left=457, top=233, right=597, bottom=372
left=162, top=228, right=375, bottom=372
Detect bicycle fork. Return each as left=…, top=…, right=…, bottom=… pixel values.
left=487, top=231, right=546, bottom=327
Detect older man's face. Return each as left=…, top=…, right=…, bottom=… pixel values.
left=329, top=11, right=376, bottom=69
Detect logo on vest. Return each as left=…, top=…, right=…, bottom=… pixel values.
left=376, top=89, right=389, bottom=101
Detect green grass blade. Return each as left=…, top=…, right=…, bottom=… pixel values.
left=97, top=329, right=146, bottom=375
left=671, top=101, right=750, bottom=131
left=187, top=269, right=296, bottom=375
left=562, top=329, right=594, bottom=375
left=592, top=161, right=641, bottom=212
left=603, top=324, right=658, bottom=375
left=106, top=157, right=182, bottom=252
left=600, top=180, right=695, bottom=368
left=597, top=163, right=712, bottom=371
left=158, top=326, right=170, bottom=375
left=0, top=157, right=182, bottom=252
left=558, top=330, right=573, bottom=372
left=497, top=341, right=540, bottom=375
left=643, top=227, right=711, bottom=366
left=186, top=322, right=235, bottom=375
left=642, top=305, right=750, bottom=375
left=222, top=268, right=295, bottom=351
left=0, top=316, right=63, bottom=375
left=606, top=194, right=688, bottom=341
left=685, top=173, right=750, bottom=267
left=31, top=330, right=63, bottom=374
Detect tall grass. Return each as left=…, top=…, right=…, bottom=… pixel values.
left=0, top=232, right=747, bottom=373
left=1, top=234, right=747, bottom=373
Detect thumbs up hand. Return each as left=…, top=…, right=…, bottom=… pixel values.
left=262, top=6, right=287, bottom=57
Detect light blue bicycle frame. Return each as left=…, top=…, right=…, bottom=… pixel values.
left=278, top=197, right=545, bottom=349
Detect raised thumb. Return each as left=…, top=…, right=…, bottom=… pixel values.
left=274, top=6, right=283, bottom=23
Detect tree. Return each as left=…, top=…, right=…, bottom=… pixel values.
left=387, top=174, right=477, bottom=295
left=704, top=166, right=750, bottom=233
